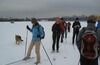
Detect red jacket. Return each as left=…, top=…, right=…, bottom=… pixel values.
left=68, top=22, right=71, bottom=28
left=60, top=23, right=65, bottom=31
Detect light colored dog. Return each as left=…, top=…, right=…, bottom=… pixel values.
left=15, top=35, right=23, bottom=45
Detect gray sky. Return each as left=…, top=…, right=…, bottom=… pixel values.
left=0, top=0, right=100, bottom=18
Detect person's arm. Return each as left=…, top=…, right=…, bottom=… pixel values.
left=26, top=25, right=33, bottom=33
left=79, top=22, right=81, bottom=28
left=52, top=24, right=56, bottom=32
left=97, top=29, right=100, bottom=51
left=76, top=28, right=84, bottom=50
left=72, top=22, right=75, bottom=28
left=39, top=26, right=44, bottom=38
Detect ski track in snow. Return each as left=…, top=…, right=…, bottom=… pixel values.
left=0, top=21, right=99, bottom=65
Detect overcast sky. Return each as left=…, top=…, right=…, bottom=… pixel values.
left=0, top=0, right=100, bottom=18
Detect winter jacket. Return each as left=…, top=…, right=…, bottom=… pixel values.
left=76, top=23, right=100, bottom=51
left=97, top=21, right=100, bottom=29
left=68, top=22, right=71, bottom=28
left=60, top=22, right=65, bottom=31
left=28, top=24, right=44, bottom=42
left=52, top=23, right=62, bottom=33
left=72, top=21, right=81, bottom=32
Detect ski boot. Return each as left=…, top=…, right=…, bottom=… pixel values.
left=23, top=57, right=30, bottom=61
left=34, top=61, right=40, bottom=65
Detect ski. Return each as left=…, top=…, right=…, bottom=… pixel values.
left=6, top=57, right=34, bottom=65
left=50, top=51, right=66, bottom=61
left=57, top=52, right=67, bottom=59
left=50, top=51, right=57, bottom=61
left=73, top=44, right=75, bottom=50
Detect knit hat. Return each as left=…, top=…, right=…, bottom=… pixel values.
left=98, top=16, right=100, bottom=20
left=61, top=17, right=64, bottom=20
left=31, top=18, right=37, bottom=23
left=76, top=18, right=79, bottom=20
left=87, top=15, right=97, bottom=23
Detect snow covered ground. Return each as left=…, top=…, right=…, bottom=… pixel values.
left=0, top=21, right=99, bottom=65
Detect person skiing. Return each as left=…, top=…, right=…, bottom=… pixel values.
left=72, top=18, right=81, bottom=44
left=23, top=18, right=44, bottom=64
left=52, top=17, right=62, bottom=52
left=60, top=17, right=65, bottom=43
left=97, top=16, right=100, bottom=58
left=67, top=22, right=71, bottom=32
left=76, top=15, right=100, bottom=65
left=61, top=17, right=67, bottom=38
left=64, top=22, right=67, bottom=38
left=97, top=16, right=100, bottom=29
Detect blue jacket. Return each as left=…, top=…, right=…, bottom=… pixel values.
left=28, top=25, right=44, bottom=42
left=97, top=21, right=100, bottom=29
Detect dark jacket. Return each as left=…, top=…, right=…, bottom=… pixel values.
left=72, top=21, right=81, bottom=32
left=76, top=23, right=100, bottom=51
left=52, top=23, right=62, bottom=33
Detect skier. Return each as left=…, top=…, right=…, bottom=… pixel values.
left=76, top=15, right=100, bottom=65
left=97, top=16, right=100, bottom=58
left=61, top=17, right=67, bottom=38
left=67, top=22, right=71, bottom=32
left=60, top=17, right=65, bottom=43
left=52, top=17, right=62, bottom=52
left=64, top=22, right=67, bottom=38
left=23, top=18, right=44, bottom=64
left=72, top=18, right=81, bottom=44
left=97, top=16, right=100, bottom=29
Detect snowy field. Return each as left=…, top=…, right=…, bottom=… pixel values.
left=0, top=21, right=99, bottom=65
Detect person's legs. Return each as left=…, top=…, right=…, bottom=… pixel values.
left=80, top=56, right=88, bottom=65
left=35, top=41, right=41, bottom=63
left=65, top=29, right=67, bottom=38
left=89, top=58, right=98, bottom=65
left=27, top=41, right=35, bottom=57
left=68, top=27, right=70, bottom=32
left=80, top=55, right=98, bottom=65
left=52, top=32, right=56, bottom=51
left=56, top=33, right=60, bottom=51
left=72, top=31, right=76, bottom=44
left=76, top=31, right=79, bottom=43
left=61, top=31, right=64, bottom=43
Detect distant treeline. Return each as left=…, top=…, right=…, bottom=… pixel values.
left=0, top=18, right=30, bottom=22
left=0, top=16, right=87, bottom=22
left=38, top=16, right=87, bottom=21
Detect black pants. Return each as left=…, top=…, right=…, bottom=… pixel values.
left=72, top=30, right=79, bottom=44
left=68, top=27, right=70, bottom=32
left=52, top=32, right=60, bottom=51
left=61, top=31, right=64, bottom=43
left=64, top=28, right=67, bottom=38
left=80, top=56, right=98, bottom=65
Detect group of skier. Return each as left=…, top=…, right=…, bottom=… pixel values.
left=23, top=15, right=100, bottom=65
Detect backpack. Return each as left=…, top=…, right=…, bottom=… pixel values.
left=81, top=27, right=99, bottom=59
left=37, top=25, right=45, bottom=39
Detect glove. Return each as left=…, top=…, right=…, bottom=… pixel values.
left=26, top=25, right=30, bottom=30
left=77, top=25, right=80, bottom=27
left=74, top=26, right=77, bottom=28
left=37, top=35, right=41, bottom=38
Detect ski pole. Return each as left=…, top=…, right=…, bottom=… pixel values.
left=41, top=43, right=53, bottom=65
left=25, top=29, right=28, bottom=57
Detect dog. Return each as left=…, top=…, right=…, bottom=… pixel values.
left=15, top=35, right=23, bottom=45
